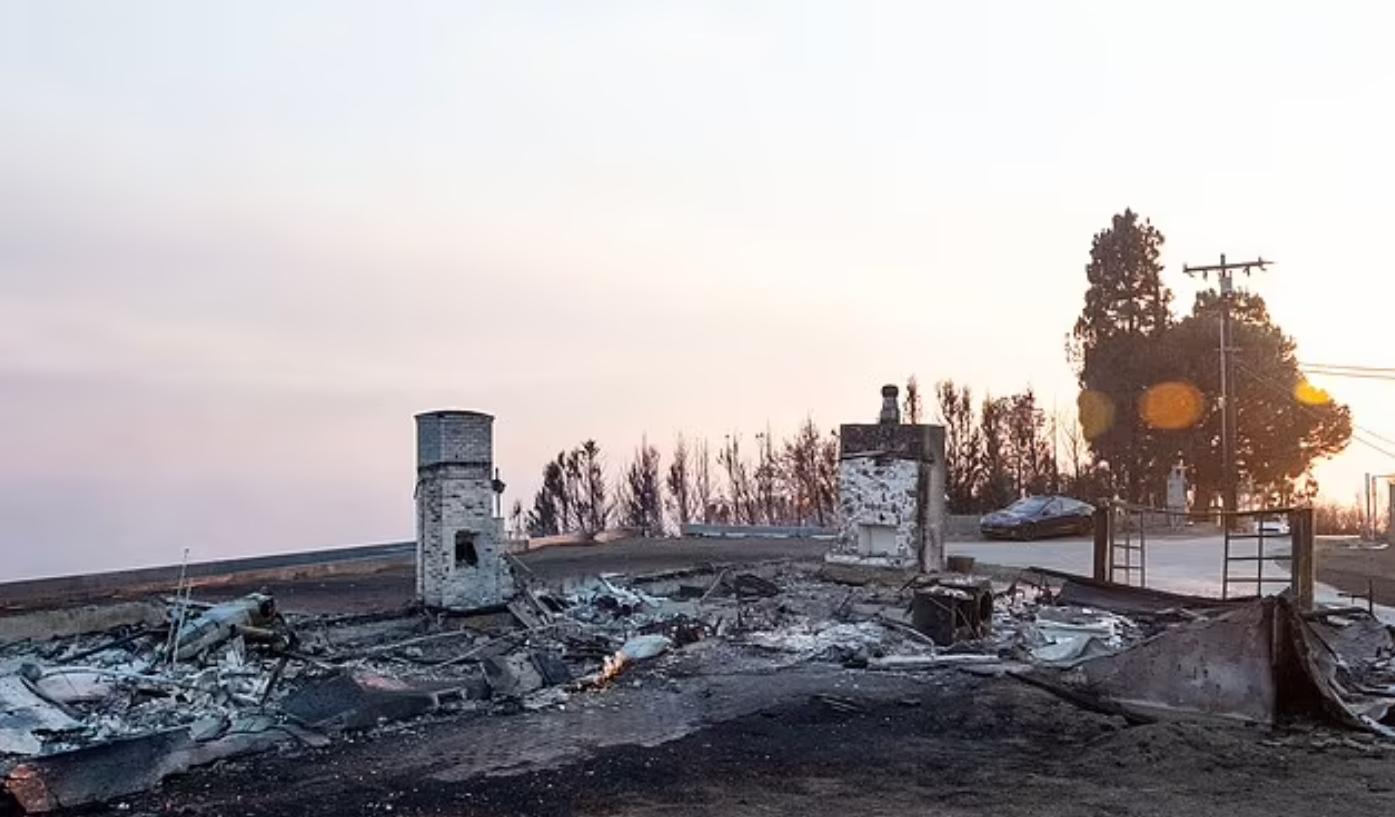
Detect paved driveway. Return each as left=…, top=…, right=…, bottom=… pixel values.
left=951, top=533, right=1395, bottom=622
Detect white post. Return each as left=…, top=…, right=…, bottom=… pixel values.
left=1366, top=472, right=1374, bottom=541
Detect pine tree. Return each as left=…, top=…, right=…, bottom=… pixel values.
left=1071, top=209, right=1176, bottom=501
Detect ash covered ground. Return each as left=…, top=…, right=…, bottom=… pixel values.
left=4, top=539, right=1395, bottom=816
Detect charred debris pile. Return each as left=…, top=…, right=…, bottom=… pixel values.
left=3, top=561, right=1395, bottom=812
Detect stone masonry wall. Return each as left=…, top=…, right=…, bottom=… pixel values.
left=417, top=410, right=493, bottom=467
left=829, top=456, right=923, bottom=568
left=416, top=468, right=513, bottom=609
left=829, top=391, right=947, bottom=572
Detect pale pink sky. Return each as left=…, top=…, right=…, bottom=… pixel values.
left=4, top=1, right=1394, bottom=579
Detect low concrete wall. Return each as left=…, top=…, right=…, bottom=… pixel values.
left=0, top=600, right=166, bottom=646
left=0, top=541, right=414, bottom=612
left=946, top=515, right=983, bottom=538
left=680, top=524, right=836, bottom=540
left=514, top=528, right=645, bottom=552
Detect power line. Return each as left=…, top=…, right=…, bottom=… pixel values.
left=1235, top=359, right=1395, bottom=455
left=1231, top=359, right=1395, bottom=461
left=1300, top=366, right=1395, bottom=382
left=1342, top=421, right=1395, bottom=450
left=1300, top=362, right=1395, bottom=374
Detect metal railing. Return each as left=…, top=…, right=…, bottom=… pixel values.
left=1110, top=505, right=1146, bottom=587
left=1221, top=508, right=1301, bottom=600
left=1091, top=502, right=1315, bottom=609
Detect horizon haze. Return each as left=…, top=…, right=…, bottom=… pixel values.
left=5, top=1, right=1395, bottom=580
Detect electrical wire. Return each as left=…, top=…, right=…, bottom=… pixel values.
left=1300, top=362, right=1395, bottom=374
left=1236, top=359, right=1395, bottom=455
left=1295, top=366, right=1395, bottom=446
left=1231, top=359, right=1395, bottom=460
left=1300, top=368, right=1395, bottom=383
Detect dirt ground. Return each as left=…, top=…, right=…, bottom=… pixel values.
left=97, top=668, right=1395, bottom=817
left=1318, top=540, right=1395, bottom=607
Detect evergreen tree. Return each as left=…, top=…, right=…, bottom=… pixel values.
left=1171, top=290, right=1351, bottom=506
left=1071, top=209, right=1176, bottom=501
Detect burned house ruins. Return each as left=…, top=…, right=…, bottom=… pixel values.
left=3, top=401, right=1394, bottom=816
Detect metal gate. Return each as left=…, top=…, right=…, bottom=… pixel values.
left=1109, top=504, right=1146, bottom=587
left=1092, top=503, right=1315, bottom=608
left=1221, top=507, right=1314, bottom=606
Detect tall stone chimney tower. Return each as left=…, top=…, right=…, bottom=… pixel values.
left=415, top=410, right=515, bottom=610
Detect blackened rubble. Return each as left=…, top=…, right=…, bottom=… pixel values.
left=4, top=553, right=1395, bottom=813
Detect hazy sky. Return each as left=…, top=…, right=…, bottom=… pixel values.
left=4, top=1, right=1395, bottom=580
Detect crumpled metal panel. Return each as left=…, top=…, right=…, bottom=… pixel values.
left=1077, top=598, right=1278, bottom=723
left=0, top=675, right=81, bottom=756
left=4, top=728, right=194, bottom=813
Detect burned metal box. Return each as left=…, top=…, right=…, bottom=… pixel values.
left=910, top=578, right=993, bottom=646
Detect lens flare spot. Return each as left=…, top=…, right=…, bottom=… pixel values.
left=1139, top=381, right=1205, bottom=430
left=1293, top=380, right=1332, bottom=406
left=1077, top=389, right=1116, bottom=440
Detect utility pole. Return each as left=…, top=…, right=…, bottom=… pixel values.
left=1183, top=254, right=1272, bottom=517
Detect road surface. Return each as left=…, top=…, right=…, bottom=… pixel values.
left=950, top=533, right=1395, bottom=622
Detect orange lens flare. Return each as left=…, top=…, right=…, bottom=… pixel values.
left=1078, top=389, right=1116, bottom=439
left=1139, top=381, right=1205, bottom=430
left=1293, top=380, right=1331, bottom=406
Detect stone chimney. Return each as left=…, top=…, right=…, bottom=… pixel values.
left=827, top=386, right=947, bottom=573
left=415, top=410, right=515, bottom=610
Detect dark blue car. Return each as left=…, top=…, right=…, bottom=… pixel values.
left=980, top=495, right=1095, bottom=540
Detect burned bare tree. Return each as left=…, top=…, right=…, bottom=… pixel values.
left=903, top=376, right=924, bottom=424
left=817, top=429, right=839, bottom=525
left=666, top=433, right=694, bottom=530
left=1057, top=408, right=1085, bottom=485
left=754, top=426, right=782, bottom=524
left=578, top=440, right=609, bottom=532
left=561, top=450, right=584, bottom=531
left=693, top=437, right=715, bottom=523
left=527, top=459, right=565, bottom=536
left=782, top=417, right=834, bottom=525
left=978, top=395, right=1014, bottom=511
left=618, top=438, right=663, bottom=536
left=718, top=433, right=757, bottom=524
left=529, top=443, right=607, bottom=535
left=1004, top=388, right=1056, bottom=497
left=935, top=380, right=983, bottom=513
left=1056, top=408, right=1111, bottom=499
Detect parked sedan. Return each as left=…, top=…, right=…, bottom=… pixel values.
left=980, top=495, right=1095, bottom=541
